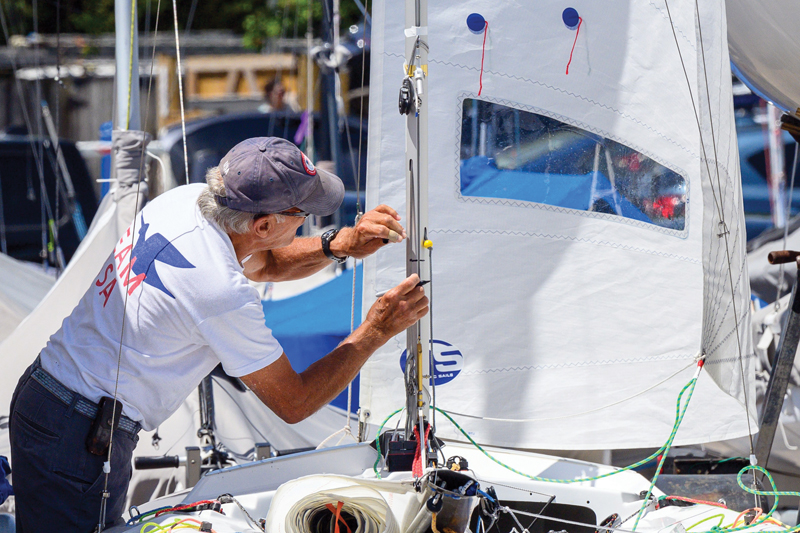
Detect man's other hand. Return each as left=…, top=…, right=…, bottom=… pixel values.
left=331, top=205, right=407, bottom=259
left=364, top=274, right=429, bottom=340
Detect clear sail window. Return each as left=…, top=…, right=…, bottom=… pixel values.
left=460, top=99, right=687, bottom=230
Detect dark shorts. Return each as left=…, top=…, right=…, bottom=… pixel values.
left=9, top=360, right=139, bottom=533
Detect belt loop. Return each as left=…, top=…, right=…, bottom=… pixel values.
left=65, top=394, right=77, bottom=418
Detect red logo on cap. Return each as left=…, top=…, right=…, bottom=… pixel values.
left=301, top=153, right=317, bottom=176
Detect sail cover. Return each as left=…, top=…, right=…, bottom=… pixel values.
left=360, top=0, right=755, bottom=449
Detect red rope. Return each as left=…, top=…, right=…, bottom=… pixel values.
left=478, top=21, right=488, bottom=95
left=412, top=425, right=431, bottom=478
left=154, top=500, right=218, bottom=517
left=664, top=496, right=727, bottom=509
left=565, top=17, right=582, bottom=75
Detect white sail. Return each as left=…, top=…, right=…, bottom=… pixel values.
left=361, top=0, right=755, bottom=449
left=726, top=0, right=800, bottom=114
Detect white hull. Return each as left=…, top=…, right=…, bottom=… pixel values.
left=108, top=442, right=781, bottom=533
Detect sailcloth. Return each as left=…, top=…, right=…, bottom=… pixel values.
left=0, top=130, right=151, bottom=418
left=361, top=0, right=755, bottom=449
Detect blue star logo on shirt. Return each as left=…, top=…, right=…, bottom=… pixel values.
left=131, top=215, right=195, bottom=298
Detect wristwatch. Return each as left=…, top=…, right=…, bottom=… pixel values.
left=321, top=228, right=348, bottom=264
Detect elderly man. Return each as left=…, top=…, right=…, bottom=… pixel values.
left=9, top=137, right=428, bottom=532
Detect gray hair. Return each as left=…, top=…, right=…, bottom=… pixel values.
left=197, top=166, right=284, bottom=234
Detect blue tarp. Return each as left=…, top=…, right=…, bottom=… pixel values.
left=0, top=456, right=11, bottom=505
left=262, top=266, right=362, bottom=411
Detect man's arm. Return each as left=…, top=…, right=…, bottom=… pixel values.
left=243, top=205, right=407, bottom=283
left=240, top=274, right=428, bottom=423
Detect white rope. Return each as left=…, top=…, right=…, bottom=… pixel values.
left=171, top=0, right=189, bottom=185
left=317, top=263, right=361, bottom=449
left=442, top=357, right=699, bottom=423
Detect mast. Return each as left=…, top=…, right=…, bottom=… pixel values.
left=115, top=0, right=140, bottom=130
left=402, top=0, right=431, bottom=449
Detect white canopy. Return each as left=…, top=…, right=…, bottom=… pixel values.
left=0, top=255, right=53, bottom=342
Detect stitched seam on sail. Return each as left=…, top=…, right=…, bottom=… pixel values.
left=429, top=228, right=701, bottom=264
left=460, top=353, right=695, bottom=374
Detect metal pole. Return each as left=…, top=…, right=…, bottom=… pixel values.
left=115, top=0, right=140, bottom=130
left=321, top=0, right=341, bottom=226
left=306, top=0, right=315, bottom=162
left=755, top=252, right=800, bottom=467
left=403, top=0, right=430, bottom=443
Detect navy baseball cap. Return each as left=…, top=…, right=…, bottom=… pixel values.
left=215, top=137, right=344, bottom=216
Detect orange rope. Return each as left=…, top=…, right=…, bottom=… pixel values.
left=325, top=501, right=352, bottom=533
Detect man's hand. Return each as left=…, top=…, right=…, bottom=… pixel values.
left=364, top=274, right=429, bottom=340
left=241, top=273, right=429, bottom=424
left=330, top=205, right=407, bottom=260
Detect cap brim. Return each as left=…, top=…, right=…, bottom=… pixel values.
left=295, top=167, right=345, bottom=216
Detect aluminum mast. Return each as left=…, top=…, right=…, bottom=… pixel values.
left=115, top=0, right=140, bottom=130
left=402, top=0, right=431, bottom=453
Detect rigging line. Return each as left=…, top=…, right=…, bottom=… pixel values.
left=31, top=0, right=47, bottom=267
left=429, top=249, right=435, bottom=433
left=185, top=0, right=199, bottom=33
left=775, top=143, right=800, bottom=305
left=354, top=0, right=367, bottom=215
left=54, top=0, right=61, bottom=275
left=443, top=358, right=698, bottom=423
left=692, top=0, right=754, bottom=457
left=97, top=0, right=163, bottom=527
left=345, top=259, right=356, bottom=432
left=211, top=376, right=276, bottom=444
left=502, top=508, right=641, bottom=533
left=0, top=169, right=5, bottom=254
left=171, top=0, right=189, bottom=185
left=662, top=0, right=723, bottom=222
left=278, top=0, right=291, bottom=142
left=341, top=0, right=372, bottom=439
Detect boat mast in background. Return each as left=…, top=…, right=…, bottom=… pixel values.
left=401, top=0, right=431, bottom=459
left=115, top=0, right=139, bottom=130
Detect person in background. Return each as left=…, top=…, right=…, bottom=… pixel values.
left=259, top=78, right=300, bottom=113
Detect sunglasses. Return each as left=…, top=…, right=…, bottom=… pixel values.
left=275, top=208, right=310, bottom=218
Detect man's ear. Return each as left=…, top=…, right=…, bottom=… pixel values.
left=253, top=215, right=271, bottom=238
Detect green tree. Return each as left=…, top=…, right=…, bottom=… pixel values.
left=0, top=0, right=365, bottom=51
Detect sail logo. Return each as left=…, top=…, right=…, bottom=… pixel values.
left=399, top=340, right=464, bottom=386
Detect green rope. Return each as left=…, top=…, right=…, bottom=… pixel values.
left=373, top=408, right=403, bottom=478
left=700, top=465, right=800, bottom=533
left=434, top=378, right=697, bottom=485
left=631, top=377, right=697, bottom=530
left=370, top=377, right=800, bottom=533
left=687, top=514, right=726, bottom=531
left=371, top=379, right=696, bottom=482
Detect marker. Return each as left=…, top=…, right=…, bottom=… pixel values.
left=375, top=280, right=429, bottom=298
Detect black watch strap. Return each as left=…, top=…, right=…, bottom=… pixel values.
left=321, top=229, right=347, bottom=264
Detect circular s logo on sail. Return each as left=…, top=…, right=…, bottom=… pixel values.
left=400, top=340, right=464, bottom=386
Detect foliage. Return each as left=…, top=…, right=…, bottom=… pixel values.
left=0, top=0, right=366, bottom=50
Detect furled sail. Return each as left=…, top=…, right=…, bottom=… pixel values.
left=361, top=0, right=755, bottom=449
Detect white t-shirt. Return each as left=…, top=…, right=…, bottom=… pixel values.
left=40, top=184, right=283, bottom=430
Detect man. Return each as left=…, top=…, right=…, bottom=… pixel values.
left=8, top=137, right=428, bottom=531
left=259, top=79, right=299, bottom=113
